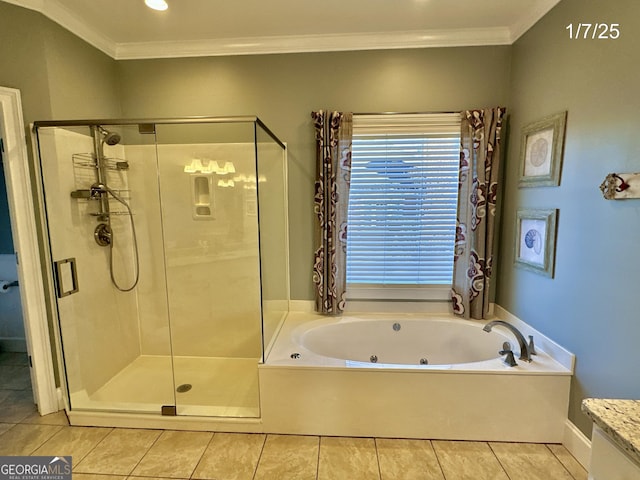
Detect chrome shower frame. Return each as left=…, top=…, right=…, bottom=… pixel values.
left=33, top=117, right=285, bottom=295
left=30, top=115, right=290, bottom=424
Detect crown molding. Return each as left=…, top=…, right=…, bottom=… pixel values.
left=3, top=0, right=116, bottom=57
left=115, top=28, right=512, bottom=60
left=42, top=0, right=116, bottom=57
left=509, top=0, right=562, bottom=42
left=3, top=0, right=553, bottom=60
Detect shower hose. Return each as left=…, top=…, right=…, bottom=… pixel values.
left=106, top=187, right=140, bottom=292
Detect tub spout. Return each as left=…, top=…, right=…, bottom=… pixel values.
left=483, top=320, right=532, bottom=362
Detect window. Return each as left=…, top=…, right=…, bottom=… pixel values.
left=346, top=113, right=461, bottom=300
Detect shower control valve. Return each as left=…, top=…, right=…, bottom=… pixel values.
left=94, top=223, right=112, bottom=247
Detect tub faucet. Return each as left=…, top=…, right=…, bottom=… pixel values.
left=483, top=320, right=532, bottom=362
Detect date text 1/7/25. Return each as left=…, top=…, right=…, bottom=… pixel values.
left=566, top=23, right=620, bottom=39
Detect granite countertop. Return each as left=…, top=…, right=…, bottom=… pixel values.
left=582, top=398, right=640, bottom=465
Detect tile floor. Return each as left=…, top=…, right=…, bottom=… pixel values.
left=0, top=351, right=588, bottom=480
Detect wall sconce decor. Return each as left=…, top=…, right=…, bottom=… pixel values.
left=519, top=111, right=567, bottom=188
left=599, top=172, right=640, bottom=200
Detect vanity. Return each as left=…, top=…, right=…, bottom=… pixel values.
left=582, top=399, right=640, bottom=480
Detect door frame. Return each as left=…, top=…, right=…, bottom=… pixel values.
left=0, top=86, right=59, bottom=414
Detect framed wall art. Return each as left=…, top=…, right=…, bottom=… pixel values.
left=518, top=111, right=567, bottom=187
left=514, top=208, right=558, bottom=278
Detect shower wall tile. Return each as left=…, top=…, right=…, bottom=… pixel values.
left=432, top=441, right=509, bottom=480
left=32, top=426, right=113, bottom=463
left=192, top=432, right=266, bottom=480
left=131, top=430, right=213, bottom=478
left=39, top=130, right=140, bottom=397
left=253, top=434, right=319, bottom=480
left=376, top=438, right=445, bottom=480
left=0, top=423, right=63, bottom=455
left=74, top=428, right=161, bottom=475
left=154, top=143, right=262, bottom=359
left=489, top=442, right=575, bottom=480
left=123, top=145, right=172, bottom=358
left=318, top=437, right=380, bottom=480
left=128, top=143, right=264, bottom=359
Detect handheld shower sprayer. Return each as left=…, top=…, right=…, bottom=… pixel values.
left=88, top=125, right=139, bottom=292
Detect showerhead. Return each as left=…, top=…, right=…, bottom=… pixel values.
left=98, top=126, right=121, bottom=146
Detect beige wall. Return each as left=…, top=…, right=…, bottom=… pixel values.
left=41, top=17, right=121, bottom=119
left=0, top=2, right=52, bottom=122
left=499, top=0, right=640, bottom=435
left=0, top=1, right=120, bottom=122
left=117, top=47, right=512, bottom=300
left=0, top=1, right=121, bottom=386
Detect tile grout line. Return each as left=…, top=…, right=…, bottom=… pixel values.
left=250, top=433, right=268, bottom=480
left=127, top=429, right=165, bottom=477
left=487, top=442, right=514, bottom=480
left=188, top=431, right=216, bottom=480
left=316, top=436, right=323, bottom=480
left=26, top=425, right=65, bottom=456
left=545, top=444, right=581, bottom=480
left=373, top=438, right=383, bottom=480
left=72, top=427, right=116, bottom=472
left=429, top=440, right=449, bottom=480
left=314, top=435, right=321, bottom=480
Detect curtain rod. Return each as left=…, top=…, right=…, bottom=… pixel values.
left=353, top=111, right=461, bottom=116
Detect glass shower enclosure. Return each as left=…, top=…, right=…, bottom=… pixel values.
left=32, top=117, right=289, bottom=418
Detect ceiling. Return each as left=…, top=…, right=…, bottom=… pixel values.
left=3, top=0, right=561, bottom=59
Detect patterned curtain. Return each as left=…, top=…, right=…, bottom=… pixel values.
left=311, top=110, right=353, bottom=314
left=451, top=107, right=506, bottom=319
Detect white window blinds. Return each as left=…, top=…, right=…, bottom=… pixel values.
left=346, top=113, right=461, bottom=287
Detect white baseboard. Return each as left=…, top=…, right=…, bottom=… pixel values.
left=563, top=419, right=592, bottom=470
left=56, top=387, right=66, bottom=411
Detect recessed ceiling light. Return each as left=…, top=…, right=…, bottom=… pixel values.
left=145, top=0, right=168, bottom=11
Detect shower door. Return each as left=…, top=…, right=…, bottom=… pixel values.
left=36, top=124, right=177, bottom=414
left=35, top=120, right=266, bottom=418
left=154, top=122, right=262, bottom=417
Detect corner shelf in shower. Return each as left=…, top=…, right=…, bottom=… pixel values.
left=71, top=153, right=132, bottom=217
left=72, top=153, right=130, bottom=171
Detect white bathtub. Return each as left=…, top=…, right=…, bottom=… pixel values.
left=259, top=311, right=574, bottom=442
left=294, top=316, right=521, bottom=367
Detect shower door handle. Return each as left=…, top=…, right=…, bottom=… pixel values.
left=54, top=257, right=79, bottom=298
